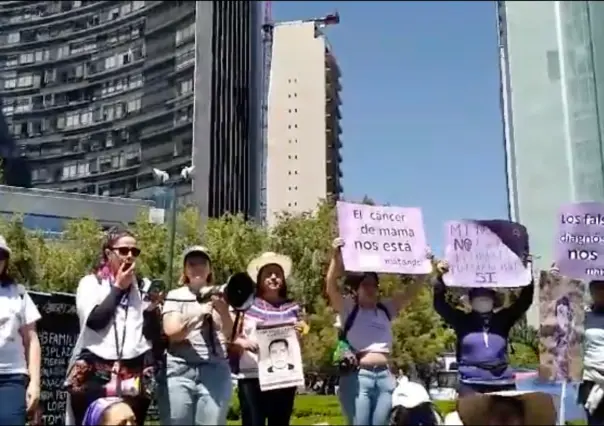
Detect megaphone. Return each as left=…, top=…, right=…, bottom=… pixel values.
left=196, top=272, right=256, bottom=311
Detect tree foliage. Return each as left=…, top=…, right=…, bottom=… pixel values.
left=0, top=200, right=533, bottom=374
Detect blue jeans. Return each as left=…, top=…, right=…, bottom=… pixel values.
left=166, top=359, right=233, bottom=425
left=0, top=374, right=27, bottom=425
left=338, top=366, right=396, bottom=425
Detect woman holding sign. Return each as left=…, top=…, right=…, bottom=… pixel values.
left=433, top=259, right=534, bottom=396
left=231, top=252, right=308, bottom=426
left=326, top=238, right=426, bottom=426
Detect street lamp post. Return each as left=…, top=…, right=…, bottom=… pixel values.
left=152, top=165, right=194, bottom=289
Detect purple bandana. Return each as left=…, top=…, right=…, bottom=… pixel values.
left=82, top=397, right=123, bottom=426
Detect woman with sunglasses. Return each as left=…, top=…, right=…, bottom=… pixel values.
left=65, top=227, right=162, bottom=426
left=0, top=235, right=42, bottom=424
left=326, top=238, right=427, bottom=426
left=162, top=246, right=234, bottom=425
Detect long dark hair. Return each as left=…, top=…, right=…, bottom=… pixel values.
left=0, top=252, right=13, bottom=287
left=256, top=264, right=289, bottom=300
left=94, top=226, right=135, bottom=277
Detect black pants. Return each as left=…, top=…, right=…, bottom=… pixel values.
left=238, top=378, right=296, bottom=426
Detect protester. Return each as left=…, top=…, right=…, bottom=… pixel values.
left=162, top=246, right=234, bottom=425
left=65, top=227, right=162, bottom=426
left=232, top=252, right=307, bottom=426
left=433, top=259, right=534, bottom=396
left=389, top=376, right=442, bottom=425
left=82, top=397, right=136, bottom=426
left=0, top=235, right=41, bottom=424
left=577, top=275, right=604, bottom=425
left=446, top=390, right=556, bottom=425
left=325, top=238, right=427, bottom=426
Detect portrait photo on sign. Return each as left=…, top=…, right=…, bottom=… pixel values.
left=538, top=271, right=585, bottom=382
left=256, top=323, right=304, bottom=392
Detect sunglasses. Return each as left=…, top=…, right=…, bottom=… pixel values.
left=113, top=246, right=141, bottom=257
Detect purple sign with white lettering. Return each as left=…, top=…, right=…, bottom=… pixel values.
left=555, top=202, right=604, bottom=280
left=336, top=201, right=432, bottom=274
left=443, top=219, right=531, bottom=288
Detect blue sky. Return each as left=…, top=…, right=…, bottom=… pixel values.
left=274, top=1, right=508, bottom=253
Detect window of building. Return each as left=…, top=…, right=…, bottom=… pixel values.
left=105, top=55, right=117, bottom=69
left=56, top=45, right=70, bottom=59
left=129, top=73, right=143, bottom=88
left=4, top=78, right=17, bottom=89
left=17, top=74, right=33, bottom=87
left=20, top=53, right=34, bottom=64
left=5, top=56, right=18, bottom=67
left=127, top=98, right=141, bottom=113
left=175, top=22, right=195, bottom=46
left=133, top=1, right=145, bottom=11
left=121, top=2, right=132, bottom=15
left=180, top=78, right=193, bottom=95
left=73, top=0, right=82, bottom=8
left=175, top=45, right=194, bottom=69
left=8, top=32, right=20, bottom=44
left=108, top=7, right=120, bottom=20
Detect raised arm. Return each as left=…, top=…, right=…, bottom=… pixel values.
left=432, top=261, right=464, bottom=328
left=325, top=237, right=346, bottom=313
left=498, top=279, right=535, bottom=327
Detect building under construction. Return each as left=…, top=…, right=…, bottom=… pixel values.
left=263, top=13, right=342, bottom=226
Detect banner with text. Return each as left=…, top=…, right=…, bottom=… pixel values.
left=555, top=202, right=604, bottom=281
left=336, top=201, right=432, bottom=274
left=443, top=219, right=531, bottom=288
left=538, top=271, right=585, bottom=382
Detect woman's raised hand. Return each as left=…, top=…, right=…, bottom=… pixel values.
left=332, top=237, right=345, bottom=250
left=436, top=260, right=449, bottom=275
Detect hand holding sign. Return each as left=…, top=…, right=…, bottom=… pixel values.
left=443, top=219, right=531, bottom=288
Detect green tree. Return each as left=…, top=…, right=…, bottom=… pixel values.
left=0, top=201, right=453, bottom=374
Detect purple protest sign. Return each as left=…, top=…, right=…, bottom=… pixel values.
left=555, top=202, right=604, bottom=280
left=336, top=201, right=432, bottom=274
left=443, top=219, right=532, bottom=288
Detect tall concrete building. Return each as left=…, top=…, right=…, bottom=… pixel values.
left=265, top=19, right=342, bottom=225
left=498, top=1, right=604, bottom=325
left=0, top=1, right=263, bottom=219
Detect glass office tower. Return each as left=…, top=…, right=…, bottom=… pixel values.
left=499, top=1, right=604, bottom=325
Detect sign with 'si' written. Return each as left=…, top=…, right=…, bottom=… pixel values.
left=336, top=201, right=432, bottom=274
left=443, top=219, right=532, bottom=288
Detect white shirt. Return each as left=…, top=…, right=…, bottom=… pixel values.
left=75, top=274, right=151, bottom=360
left=584, top=310, right=604, bottom=372
left=0, top=283, right=41, bottom=374
left=237, top=315, right=260, bottom=378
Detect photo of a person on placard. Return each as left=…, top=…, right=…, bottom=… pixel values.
left=266, top=339, right=295, bottom=373
left=553, top=295, right=573, bottom=380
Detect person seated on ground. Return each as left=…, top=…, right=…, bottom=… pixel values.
left=444, top=390, right=556, bottom=425
left=389, top=376, right=442, bottom=425
left=433, top=258, right=534, bottom=396
left=83, top=397, right=136, bottom=426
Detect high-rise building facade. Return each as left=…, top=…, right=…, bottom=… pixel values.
left=498, top=1, right=604, bottom=325
left=265, top=20, right=342, bottom=226
left=0, top=1, right=263, bottom=218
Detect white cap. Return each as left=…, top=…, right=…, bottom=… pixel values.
left=391, top=377, right=430, bottom=408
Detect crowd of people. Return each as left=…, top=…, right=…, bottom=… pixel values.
left=0, top=226, right=602, bottom=425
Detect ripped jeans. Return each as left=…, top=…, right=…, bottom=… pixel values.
left=338, top=366, right=396, bottom=425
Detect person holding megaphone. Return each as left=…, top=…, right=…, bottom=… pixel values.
left=162, top=246, right=235, bottom=425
